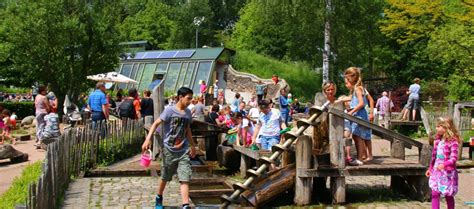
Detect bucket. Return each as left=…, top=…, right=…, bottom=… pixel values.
left=140, top=149, right=152, bottom=167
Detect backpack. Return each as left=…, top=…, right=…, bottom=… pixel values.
left=43, top=113, right=60, bottom=138
left=119, top=99, right=136, bottom=119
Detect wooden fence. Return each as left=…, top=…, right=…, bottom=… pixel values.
left=24, top=118, right=144, bottom=209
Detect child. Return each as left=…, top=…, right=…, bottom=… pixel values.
left=10, top=112, right=17, bottom=129
left=142, top=87, right=196, bottom=209
left=217, top=89, right=224, bottom=104
left=337, top=96, right=363, bottom=166
left=344, top=67, right=372, bottom=162
left=199, top=80, right=207, bottom=98
left=1, top=109, right=15, bottom=145
left=426, top=117, right=459, bottom=209
left=232, top=112, right=254, bottom=147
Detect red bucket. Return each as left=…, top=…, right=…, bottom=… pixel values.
left=140, top=149, right=152, bottom=167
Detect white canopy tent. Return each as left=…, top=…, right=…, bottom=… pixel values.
left=86, top=72, right=137, bottom=84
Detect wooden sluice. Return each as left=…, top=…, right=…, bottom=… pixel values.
left=220, top=100, right=432, bottom=207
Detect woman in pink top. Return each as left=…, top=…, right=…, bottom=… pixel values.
left=34, top=85, right=50, bottom=147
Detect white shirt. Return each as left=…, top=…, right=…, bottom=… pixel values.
left=258, top=108, right=282, bottom=137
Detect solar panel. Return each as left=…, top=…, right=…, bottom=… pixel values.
left=174, top=50, right=195, bottom=58
left=158, top=51, right=178, bottom=59
left=129, top=52, right=145, bottom=59
left=142, top=52, right=162, bottom=59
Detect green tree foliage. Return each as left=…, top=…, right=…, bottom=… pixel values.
left=381, top=0, right=473, bottom=100
left=0, top=0, right=122, bottom=104
left=119, top=1, right=176, bottom=49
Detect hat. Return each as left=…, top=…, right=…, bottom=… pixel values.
left=288, top=93, right=292, bottom=97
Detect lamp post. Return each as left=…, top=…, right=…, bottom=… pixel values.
left=193, top=16, right=205, bottom=48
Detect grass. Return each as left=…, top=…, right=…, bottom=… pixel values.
left=231, top=50, right=322, bottom=102
left=0, top=161, right=42, bottom=209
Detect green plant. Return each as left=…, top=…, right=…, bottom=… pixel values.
left=0, top=86, right=31, bottom=94
left=0, top=102, right=35, bottom=119
left=231, top=50, right=321, bottom=102
left=0, top=161, right=42, bottom=209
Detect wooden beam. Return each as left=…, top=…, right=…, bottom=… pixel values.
left=391, top=139, right=405, bottom=160
left=329, top=103, right=345, bottom=168
left=294, top=135, right=312, bottom=205
left=419, top=107, right=431, bottom=136
left=297, top=166, right=426, bottom=177
left=328, top=108, right=423, bottom=148
left=233, top=146, right=262, bottom=160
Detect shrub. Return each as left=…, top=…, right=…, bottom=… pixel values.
left=0, top=86, right=31, bottom=94
left=0, top=161, right=42, bottom=209
left=231, top=50, right=321, bottom=102
left=0, top=102, right=35, bottom=119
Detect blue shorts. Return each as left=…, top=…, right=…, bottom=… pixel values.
left=259, top=135, right=280, bottom=151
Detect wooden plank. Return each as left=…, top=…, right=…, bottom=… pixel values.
left=389, top=120, right=423, bottom=126
left=419, top=107, right=431, bottom=136
left=294, top=135, right=312, bottom=205
left=298, top=165, right=426, bottom=177
left=233, top=146, right=261, bottom=160
left=330, top=177, right=345, bottom=204
left=328, top=108, right=423, bottom=148
left=240, top=154, right=251, bottom=178
left=329, top=103, right=345, bottom=168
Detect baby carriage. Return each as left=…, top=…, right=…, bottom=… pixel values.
left=63, top=95, right=82, bottom=128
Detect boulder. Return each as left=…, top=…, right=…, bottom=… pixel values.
left=21, top=116, right=36, bottom=126
left=0, top=144, right=29, bottom=163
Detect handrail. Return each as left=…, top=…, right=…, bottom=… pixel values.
left=327, top=108, right=424, bottom=149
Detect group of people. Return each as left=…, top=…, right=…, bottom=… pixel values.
left=34, top=85, right=60, bottom=149
left=0, top=93, right=34, bottom=102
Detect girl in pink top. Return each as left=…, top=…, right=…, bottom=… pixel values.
left=426, top=117, right=459, bottom=209
left=200, top=80, right=207, bottom=96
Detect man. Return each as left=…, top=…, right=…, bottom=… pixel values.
left=87, top=82, right=108, bottom=128
left=142, top=87, right=196, bottom=209
left=375, top=91, right=394, bottom=128
left=255, top=80, right=267, bottom=103
left=401, top=78, right=421, bottom=121
left=141, top=90, right=154, bottom=118
left=213, top=80, right=219, bottom=99
left=252, top=99, right=286, bottom=151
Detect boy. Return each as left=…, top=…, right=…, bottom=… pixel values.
left=142, top=87, right=196, bottom=208
left=251, top=99, right=286, bottom=151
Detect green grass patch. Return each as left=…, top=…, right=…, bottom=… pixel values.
left=0, top=161, right=42, bottom=209
left=231, top=50, right=321, bottom=102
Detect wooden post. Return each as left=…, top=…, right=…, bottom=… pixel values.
left=391, top=139, right=405, bottom=160
left=419, top=144, right=432, bottom=166
left=294, top=135, right=312, bottom=205
left=329, top=103, right=344, bottom=168
left=240, top=154, right=251, bottom=178
left=452, top=103, right=464, bottom=159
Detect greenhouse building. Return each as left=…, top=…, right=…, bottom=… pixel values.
left=115, top=47, right=235, bottom=94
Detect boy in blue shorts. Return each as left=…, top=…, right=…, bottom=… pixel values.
left=142, top=87, right=196, bottom=209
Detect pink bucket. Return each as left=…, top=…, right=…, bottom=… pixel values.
left=140, top=149, right=152, bottom=167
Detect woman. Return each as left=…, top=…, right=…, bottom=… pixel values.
left=34, top=85, right=50, bottom=148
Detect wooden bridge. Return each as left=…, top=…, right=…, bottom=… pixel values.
left=221, top=101, right=432, bottom=207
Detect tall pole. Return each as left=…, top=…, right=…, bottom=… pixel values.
left=196, top=27, right=198, bottom=48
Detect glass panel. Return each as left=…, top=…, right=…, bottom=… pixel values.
left=156, top=63, right=168, bottom=73
left=135, top=64, right=145, bottom=91
left=176, top=62, right=188, bottom=89
left=183, top=62, right=195, bottom=88
left=127, top=63, right=139, bottom=89
left=192, top=61, right=212, bottom=93
left=164, top=63, right=182, bottom=92
left=139, top=63, right=157, bottom=91
left=117, top=64, right=132, bottom=90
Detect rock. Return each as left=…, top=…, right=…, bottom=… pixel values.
left=21, top=116, right=36, bottom=126
left=0, top=144, right=28, bottom=162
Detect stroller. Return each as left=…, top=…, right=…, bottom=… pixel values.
left=63, top=95, right=82, bottom=128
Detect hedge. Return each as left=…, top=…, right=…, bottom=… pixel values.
left=0, top=102, right=35, bottom=119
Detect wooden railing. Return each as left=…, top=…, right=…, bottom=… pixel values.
left=24, top=118, right=144, bottom=209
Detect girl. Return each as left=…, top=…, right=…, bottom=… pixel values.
left=232, top=112, right=254, bottom=147
left=344, top=67, right=372, bottom=162
left=1, top=109, right=15, bottom=145
left=217, top=89, right=224, bottom=104
left=199, top=80, right=207, bottom=98
left=426, top=117, right=459, bottom=209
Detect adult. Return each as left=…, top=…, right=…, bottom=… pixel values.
left=279, top=89, right=290, bottom=126
left=46, top=91, right=58, bottom=113
left=255, top=80, right=267, bottom=102
left=376, top=91, right=394, bottom=128
left=119, top=88, right=141, bottom=119
left=141, top=90, right=154, bottom=118
left=192, top=97, right=206, bottom=121
left=401, top=78, right=421, bottom=121
left=251, top=99, right=286, bottom=151
left=247, top=94, right=257, bottom=108
left=88, top=82, right=109, bottom=128
left=34, top=85, right=51, bottom=148
left=271, top=74, right=279, bottom=85
left=32, top=82, right=39, bottom=101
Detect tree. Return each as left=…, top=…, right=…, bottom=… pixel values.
left=119, top=1, right=176, bottom=49
left=322, top=0, right=332, bottom=82
left=1, top=0, right=122, bottom=105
